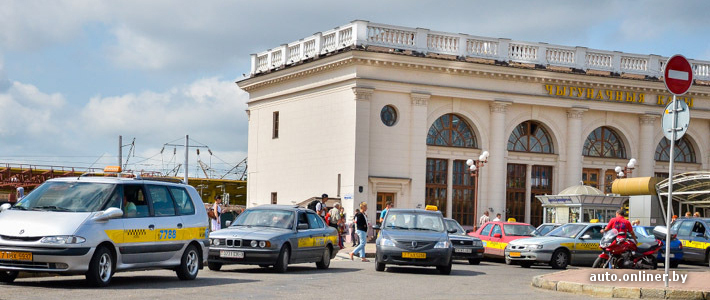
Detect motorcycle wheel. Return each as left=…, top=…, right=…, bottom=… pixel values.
left=592, top=256, right=608, bottom=269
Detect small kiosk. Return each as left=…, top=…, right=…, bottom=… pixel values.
left=536, top=184, right=628, bottom=224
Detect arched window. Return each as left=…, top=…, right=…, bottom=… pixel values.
left=426, top=114, right=477, bottom=148
left=583, top=127, right=626, bottom=158
left=655, top=137, right=696, bottom=163
left=507, top=121, right=554, bottom=153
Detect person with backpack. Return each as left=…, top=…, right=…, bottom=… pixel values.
left=327, top=203, right=341, bottom=229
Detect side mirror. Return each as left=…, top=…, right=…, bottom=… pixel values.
left=580, top=234, right=591, bottom=240
left=372, top=225, right=381, bottom=230
left=226, top=220, right=232, bottom=227
left=465, top=229, right=473, bottom=234
left=493, top=233, right=502, bottom=238
left=448, top=228, right=457, bottom=234
left=0, top=203, right=11, bottom=212
left=92, top=207, right=123, bottom=221
left=297, top=223, right=308, bottom=230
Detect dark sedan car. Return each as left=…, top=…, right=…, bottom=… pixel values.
left=444, top=218, right=484, bottom=264
left=207, top=205, right=339, bottom=273
left=374, top=209, right=454, bottom=274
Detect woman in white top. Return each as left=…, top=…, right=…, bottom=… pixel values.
left=211, top=196, right=223, bottom=231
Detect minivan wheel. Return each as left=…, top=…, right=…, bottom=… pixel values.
left=0, top=270, right=19, bottom=283
left=86, top=246, right=114, bottom=287
left=176, top=245, right=199, bottom=280
left=274, top=246, right=290, bottom=273
left=316, top=247, right=331, bottom=269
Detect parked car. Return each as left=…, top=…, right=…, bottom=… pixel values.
left=207, top=205, right=338, bottom=273
left=468, top=221, right=536, bottom=259
left=0, top=172, right=209, bottom=286
left=374, top=209, right=454, bottom=274
left=504, top=222, right=605, bottom=269
left=670, top=218, right=710, bottom=266
left=535, top=223, right=562, bottom=236
left=634, top=226, right=682, bottom=268
left=443, top=218, right=484, bottom=265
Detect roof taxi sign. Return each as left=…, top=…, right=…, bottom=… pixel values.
left=664, top=55, right=693, bottom=96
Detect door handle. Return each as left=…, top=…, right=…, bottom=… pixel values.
left=148, top=224, right=155, bottom=230
left=177, top=223, right=183, bottom=229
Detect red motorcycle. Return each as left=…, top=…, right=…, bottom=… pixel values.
left=592, top=228, right=662, bottom=269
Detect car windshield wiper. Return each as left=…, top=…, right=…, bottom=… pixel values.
left=385, top=226, right=410, bottom=230
left=413, top=227, right=437, bottom=231
left=10, top=206, right=28, bottom=210
left=31, top=205, right=72, bottom=212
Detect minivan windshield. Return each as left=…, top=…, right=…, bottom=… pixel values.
left=383, top=211, right=444, bottom=232
left=232, top=209, right=295, bottom=229
left=13, top=181, right=116, bottom=212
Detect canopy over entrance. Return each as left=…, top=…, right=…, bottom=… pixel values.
left=656, top=171, right=710, bottom=209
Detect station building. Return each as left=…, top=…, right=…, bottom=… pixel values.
left=237, top=21, right=710, bottom=227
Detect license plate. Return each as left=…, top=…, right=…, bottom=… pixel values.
left=402, top=252, right=426, bottom=259
left=0, top=251, right=32, bottom=261
left=455, top=248, right=473, bottom=253
left=220, top=250, right=244, bottom=259
left=509, top=252, right=521, bottom=257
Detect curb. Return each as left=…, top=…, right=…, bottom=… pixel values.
left=531, top=275, right=709, bottom=300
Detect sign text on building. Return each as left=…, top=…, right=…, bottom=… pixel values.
left=544, top=84, right=693, bottom=108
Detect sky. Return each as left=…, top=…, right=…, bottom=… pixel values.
left=1, top=0, right=709, bottom=179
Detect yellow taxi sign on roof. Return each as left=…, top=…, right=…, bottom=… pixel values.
left=104, top=166, right=122, bottom=173
left=507, top=218, right=516, bottom=222
left=590, top=219, right=599, bottom=223
left=425, top=205, right=438, bottom=211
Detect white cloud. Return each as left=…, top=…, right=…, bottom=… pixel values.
left=0, top=81, right=66, bottom=138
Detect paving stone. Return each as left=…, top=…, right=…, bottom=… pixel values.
left=582, top=284, right=614, bottom=298
left=557, top=281, right=583, bottom=294
left=612, top=287, right=641, bottom=299
left=665, top=289, right=705, bottom=300
left=640, top=288, right=665, bottom=299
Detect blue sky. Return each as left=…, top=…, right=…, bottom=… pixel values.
left=1, top=0, right=708, bottom=178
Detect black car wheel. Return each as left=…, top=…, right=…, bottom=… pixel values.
left=176, top=245, right=199, bottom=280
left=437, top=259, right=452, bottom=275
left=208, top=262, right=223, bottom=271
left=274, top=245, right=290, bottom=273
left=86, top=246, right=114, bottom=287
left=468, top=259, right=480, bottom=265
left=505, top=257, right=514, bottom=265
left=375, top=261, right=386, bottom=272
left=549, top=249, right=569, bottom=269
left=0, top=271, right=18, bottom=283
left=316, top=247, right=331, bottom=269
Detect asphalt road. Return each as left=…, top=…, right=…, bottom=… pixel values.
left=1, top=258, right=707, bottom=300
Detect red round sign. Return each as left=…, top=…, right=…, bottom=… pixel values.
left=664, top=55, right=693, bottom=95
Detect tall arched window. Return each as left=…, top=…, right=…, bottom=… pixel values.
left=655, top=137, right=696, bottom=163
left=507, top=121, right=554, bottom=153
left=583, top=126, right=626, bottom=158
left=426, top=114, right=477, bottom=148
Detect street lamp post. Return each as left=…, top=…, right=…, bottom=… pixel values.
left=615, top=158, right=637, bottom=178
left=467, top=151, right=489, bottom=230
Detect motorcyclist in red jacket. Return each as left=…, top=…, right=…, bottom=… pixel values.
left=601, top=209, right=638, bottom=244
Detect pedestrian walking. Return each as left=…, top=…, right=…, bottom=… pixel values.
left=351, top=209, right=360, bottom=247
left=316, top=194, right=328, bottom=218
left=478, top=211, right=490, bottom=228
left=16, top=187, right=25, bottom=201
left=337, top=213, right=346, bottom=249
left=350, top=202, right=369, bottom=262
left=492, top=213, right=501, bottom=222
left=379, top=201, right=392, bottom=223
left=211, top=195, right=223, bottom=231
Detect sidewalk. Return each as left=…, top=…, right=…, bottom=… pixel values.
left=335, top=242, right=376, bottom=259
left=532, top=269, right=710, bottom=300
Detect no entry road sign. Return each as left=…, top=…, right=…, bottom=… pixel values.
left=664, top=55, right=693, bottom=95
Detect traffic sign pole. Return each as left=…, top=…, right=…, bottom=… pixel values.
left=664, top=96, right=677, bottom=288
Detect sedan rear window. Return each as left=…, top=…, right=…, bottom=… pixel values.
left=547, top=224, right=587, bottom=238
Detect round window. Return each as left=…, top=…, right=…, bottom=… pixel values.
left=380, top=105, right=397, bottom=127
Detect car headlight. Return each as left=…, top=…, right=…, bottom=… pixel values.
left=473, top=240, right=483, bottom=247
left=211, top=239, right=220, bottom=246
left=434, top=241, right=450, bottom=249
left=250, top=240, right=258, bottom=247
left=40, top=236, right=86, bottom=244
left=527, top=244, right=543, bottom=250
left=379, top=238, right=395, bottom=247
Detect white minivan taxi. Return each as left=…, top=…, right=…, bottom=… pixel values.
left=0, top=170, right=209, bottom=286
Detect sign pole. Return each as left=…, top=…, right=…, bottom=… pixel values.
left=664, top=96, right=678, bottom=288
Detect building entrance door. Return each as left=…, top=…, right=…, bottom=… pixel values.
left=376, top=192, right=395, bottom=225
left=506, top=164, right=526, bottom=223
left=582, top=168, right=601, bottom=189
left=530, top=165, right=552, bottom=227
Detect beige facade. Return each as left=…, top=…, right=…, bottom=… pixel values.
left=238, top=21, right=710, bottom=227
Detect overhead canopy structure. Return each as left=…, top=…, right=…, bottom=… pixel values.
left=656, top=171, right=710, bottom=209
left=536, top=184, right=628, bottom=224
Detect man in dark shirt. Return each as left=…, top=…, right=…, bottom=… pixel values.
left=602, top=209, right=637, bottom=243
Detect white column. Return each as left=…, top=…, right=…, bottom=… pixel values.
left=353, top=87, right=374, bottom=222
left=446, top=159, right=454, bottom=218
left=410, top=93, right=430, bottom=209
left=525, top=164, right=532, bottom=224
left=487, top=101, right=511, bottom=215
left=565, top=108, right=587, bottom=188
left=638, top=114, right=659, bottom=177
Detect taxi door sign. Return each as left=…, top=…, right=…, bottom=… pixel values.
left=679, top=239, right=710, bottom=250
